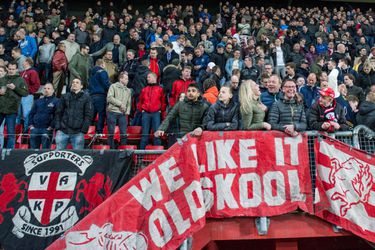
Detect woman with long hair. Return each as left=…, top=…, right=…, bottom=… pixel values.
left=239, top=80, right=271, bottom=130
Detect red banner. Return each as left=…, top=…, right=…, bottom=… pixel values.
left=47, top=131, right=312, bottom=250
left=315, top=137, right=375, bottom=243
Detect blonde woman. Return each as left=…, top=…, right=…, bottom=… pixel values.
left=239, top=80, right=271, bottom=130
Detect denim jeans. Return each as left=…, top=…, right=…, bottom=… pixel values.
left=0, top=113, right=17, bottom=149
left=107, top=111, right=127, bottom=149
left=140, top=111, right=161, bottom=149
left=55, top=130, right=85, bottom=150
left=0, top=120, right=4, bottom=148
left=30, top=128, right=53, bottom=149
left=17, top=94, right=34, bottom=132
left=91, top=94, right=107, bottom=133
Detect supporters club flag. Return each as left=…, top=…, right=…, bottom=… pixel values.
left=315, top=137, right=375, bottom=243
left=0, top=150, right=134, bottom=250
left=47, top=131, right=312, bottom=250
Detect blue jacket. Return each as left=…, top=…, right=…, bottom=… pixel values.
left=192, top=54, right=210, bottom=76
left=29, top=95, right=60, bottom=128
left=260, top=91, right=281, bottom=110
left=18, top=36, right=38, bottom=59
left=225, top=58, right=244, bottom=77
left=88, top=66, right=110, bottom=95
left=299, top=85, right=320, bottom=109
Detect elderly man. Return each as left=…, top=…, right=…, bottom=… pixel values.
left=268, top=79, right=307, bottom=136
left=91, top=34, right=127, bottom=66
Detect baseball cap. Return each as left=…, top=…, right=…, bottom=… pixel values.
left=208, top=62, right=216, bottom=69
left=216, top=42, right=225, bottom=49
left=319, top=87, right=335, bottom=99
left=300, top=59, right=309, bottom=65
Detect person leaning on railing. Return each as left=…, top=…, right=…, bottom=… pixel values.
left=268, top=79, right=307, bottom=136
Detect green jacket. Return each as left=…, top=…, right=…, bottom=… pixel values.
left=158, top=97, right=209, bottom=135
left=68, top=52, right=93, bottom=88
left=241, top=100, right=266, bottom=130
left=0, top=75, right=28, bottom=114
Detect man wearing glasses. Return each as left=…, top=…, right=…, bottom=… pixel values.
left=268, top=79, right=307, bottom=136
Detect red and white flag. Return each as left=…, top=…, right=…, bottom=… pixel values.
left=315, top=137, right=375, bottom=242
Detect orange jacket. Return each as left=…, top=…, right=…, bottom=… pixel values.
left=203, top=86, right=219, bottom=104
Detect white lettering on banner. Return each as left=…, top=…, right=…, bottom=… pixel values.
left=275, top=138, right=285, bottom=166
left=239, top=139, right=257, bottom=168
left=158, top=158, right=185, bottom=193
left=285, top=136, right=302, bottom=165
left=215, top=174, right=239, bottom=210
left=275, top=135, right=303, bottom=166
left=149, top=209, right=173, bottom=247
left=216, top=140, right=237, bottom=169
left=128, top=169, right=163, bottom=211
left=239, top=173, right=262, bottom=208
left=200, top=177, right=214, bottom=211
left=263, top=171, right=286, bottom=206
left=288, top=170, right=305, bottom=201
left=184, top=181, right=206, bottom=222
left=165, top=200, right=191, bottom=235
left=190, top=144, right=205, bottom=173
left=206, top=141, right=216, bottom=171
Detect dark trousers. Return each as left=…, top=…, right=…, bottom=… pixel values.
left=107, top=111, right=127, bottom=149
left=140, top=111, right=161, bottom=149
left=91, top=94, right=107, bottom=133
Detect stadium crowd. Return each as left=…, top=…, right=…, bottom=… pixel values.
left=0, top=0, right=374, bottom=150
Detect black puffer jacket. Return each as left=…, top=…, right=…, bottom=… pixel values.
left=356, top=101, right=375, bottom=130
left=309, top=99, right=349, bottom=132
left=268, top=94, right=307, bottom=132
left=55, top=91, right=94, bottom=134
left=204, top=99, right=239, bottom=131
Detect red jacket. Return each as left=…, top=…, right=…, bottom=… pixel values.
left=137, top=84, right=167, bottom=118
left=169, top=78, right=195, bottom=107
left=52, top=50, right=68, bottom=72
left=20, top=68, right=40, bottom=94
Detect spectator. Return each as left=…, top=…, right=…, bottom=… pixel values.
left=52, top=42, right=68, bottom=97
left=88, top=59, right=110, bottom=134
left=68, top=44, right=93, bottom=89
left=55, top=78, right=93, bottom=150
left=16, top=28, right=37, bottom=59
left=344, top=74, right=364, bottom=102
left=357, top=63, right=375, bottom=91
left=356, top=91, right=375, bottom=130
left=120, top=49, right=139, bottom=82
left=61, top=33, right=80, bottom=62
left=296, top=59, right=310, bottom=79
left=204, top=84, right=239, bottom=131
left=37, top=36, right=55, bottom=83
left=145, top=47, right=164, bottom=82
left=241, top=56, right=260, bottom=81
left=161, top=59, right=181, bottom=99
left=11, top=47, right=26, bottom=72
left=170, top=66, right=195, bottom=107
left=285, top=62, right=298, bottom=80
left=299, top=73, right=320, bottom=109
left=19, top=57, right=41, bottom=132
left=91, top=34, right=127, bottom=66
left=155, top=83, right=209, bottom=138
left=162, top=42, right=179, bottom=66
left=0, top=62, right=28, bottom=148
left=309, top=87, right=349, bottom=132
left=73, top=22, right=90, bottom=45
left=225, top=49, right=244, bottom=78
left=102, top=50, right=118, bottom=83
left=0, top=43, right=12, bottom=65
left=202, top=78, right=219, bottom=104
left=138, top=72, right=166, bottom=149
left=327, top=58, right=340, bottom=98
left=29, top=83, right=59, bottom=149
left=261, top=74, right=282, bottom=110
left=268, top=79, right=307, bottom=136
left=229, top=75, right=240, bottom=103
left=239, top=79, right=271, bottom=130
left=192, top=47, right=209, bottom=83
left=106, top=72, right=132, bottom=149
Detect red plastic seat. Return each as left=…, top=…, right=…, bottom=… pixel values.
left=15, top=143, right=29, bottom=149
left=127, top=126, right=142, bottom=140
left=143, top=145, right=164, bottom=163
left=92, top=144, right=110, bottom=150
left=50, top=144, right=73, bottom=150
left=117, top=145, right=137, bottom=150
left=100, top=126, right=120, bottom=141
left=84, top=125, right=96, bottom=140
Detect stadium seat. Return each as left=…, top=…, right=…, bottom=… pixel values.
left=127, top=126, right=142, bottom=143
left=15, top=143, right=29, bottom=149
left=50, top=144, right=73, bottom=150
left=143, top=145, right=164, bottom=163
left=117, top=145, right=137, bottom=150
left=84, top=125, right=96, bottom=140
left=92, top=144, right=110, bottom=150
